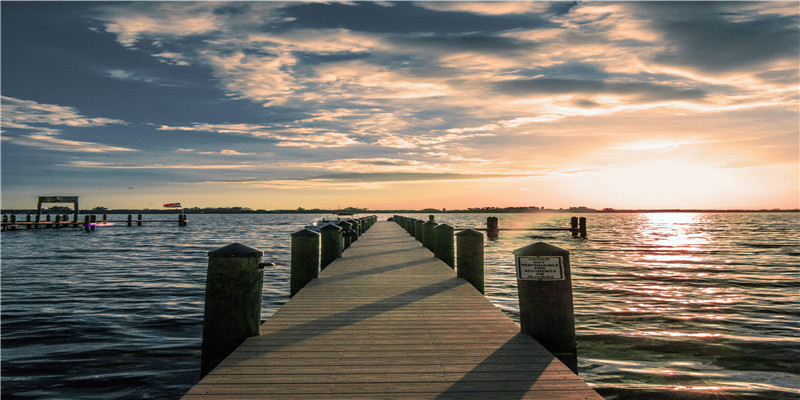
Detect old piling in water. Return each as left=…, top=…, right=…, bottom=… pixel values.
left=320, top=224, right=343, bottom=270
left=486, top=216, right=499, bottom=239
left=137, top=214, right=143, bottom=226
left=579, top=217, right=587, bottom=239
left=201, top=243, right=265, bottom=378
left=291, top=229, right=320, bottom=297
left=513, top=242, right=577, bottom=373
left=456, top=229, right=485, bottom=294
left=570, top=217, right=579, bottom=238
left=434, top=223, right=455, bottom=268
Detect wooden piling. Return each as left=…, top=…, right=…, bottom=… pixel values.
left=513, top=242, right=577, bottom=373
left=290, top=229, right=320, bottom=297
left=433, top=223, right=455, bottom=268
left=84, top=216, right=90, bottom=232
left=201, top=243, right=264, bottom=378
left=127, top=214, right=133, bottom=227
left=456, top=229, right=485, bottom=294
left=579, top=217, right=587, bottom=239
left=570, top=217, right=579, bottom=238
left=337, top=221, right=353, bottom=249
left=423, top=220, right=437, bottom=251
left=137, top=214, right=143, bottom=226
left=486, top=216, right=499, bottom=239
left=414, top=219, right=424, bottom=242
left=320, top=224, right=343, bottom=270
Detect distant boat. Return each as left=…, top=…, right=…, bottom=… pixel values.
left=163, top=203, right=182, bottom=208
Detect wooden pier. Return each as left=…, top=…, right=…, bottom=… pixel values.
left=183, top=221, right=602, bottom=399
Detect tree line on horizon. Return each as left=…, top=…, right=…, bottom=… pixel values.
left=2, top=205, right=795, bottom=215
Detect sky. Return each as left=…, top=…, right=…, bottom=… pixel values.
left=1, top=1, right=798, bottom=211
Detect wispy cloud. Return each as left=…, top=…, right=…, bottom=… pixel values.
left=1, top=96, right=135, bottom=152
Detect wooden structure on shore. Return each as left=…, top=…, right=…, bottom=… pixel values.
left=184, top=221, right=601, bottom=399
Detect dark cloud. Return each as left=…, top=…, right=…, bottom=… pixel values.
left=546, top=2, right=580, bottom=16
left=629, top=2, right=800, bottom=72
left=492, top=78, right=707, bottom=102
left=573, top=99, right=600, bottom=108
left=756, top=69, right=799, bottom=86
left=278, top=2, right=552, bottom=34
left=391, top=33, right=537, bottom=54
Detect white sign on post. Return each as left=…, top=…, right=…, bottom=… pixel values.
left=516, top=256, right=565, bottom=280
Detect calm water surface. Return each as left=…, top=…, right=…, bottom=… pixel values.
left=2, top=212, right=798, bottom=399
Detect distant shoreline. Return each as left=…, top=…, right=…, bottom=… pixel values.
left=2, top=207, right=798, bottom=215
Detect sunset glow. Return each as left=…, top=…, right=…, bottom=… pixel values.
left=2, top=2, right=798, bottom=210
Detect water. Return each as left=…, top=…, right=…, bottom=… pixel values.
left=2, top=212, right=798, bottom=399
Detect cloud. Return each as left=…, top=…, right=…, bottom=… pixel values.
left=81, top=1, right=798, bottom=191
left=1, top=96, right=134, bottom=152
left=62, top=161, right=254, bottom=170
left=492, top=78, right=707, bottom=102
left=627, top=2, right=800, bottom=73
left=104, top=69, right=177, bottom=86
left=415, top=2, right=550, bottom=16
left=206, top=171, right=537, bottom=190
left=2, top=134, right=136, bottom=153
left=2, top=96, right=126, bottom=128
left=158, top=123, right=361, bottom=148
left=97, top=2, right=232, bottom=48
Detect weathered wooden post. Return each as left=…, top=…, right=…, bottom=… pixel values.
left=456, top=229, right=484, bottom=294
left=10, top=215, right=16, bottom=230
left=348, top=219, right=361, bottom=240
left=579, top=217, right=587, bottom=239
left=337, top=221, right=353, bottom=249
left=487, top=216, right=499, bottom=239
left=127, top=214, right=133, bottom=227
left=291, top=229, right=319, bottom=297
left=320, top=224, right=343, bottom=270
left=434, top=223, right=455, bottom=268
left=513, top=242, right=577, bottom=373
left=414, top=219, right=424, bottom=242
left=102, top=214, right=107, bottom=222
left=570, top=217, right=578, bottom=238
left=84, top=215, right=90, bottom=232
left=423, top=220, right=437, bottom=251
left=137, top=214, right=143, bottom=226
left=26, top=214, right=32, bottom=229
left=201, top=243, right=265, bottom=378
left=90, top=215, right=96, bottom=231
left=54, top=214, right=61, bottom=228
left=45, top=214, right=51, bottom=228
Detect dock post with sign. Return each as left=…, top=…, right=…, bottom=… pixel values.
left=513, top=242, right=577, bottom=373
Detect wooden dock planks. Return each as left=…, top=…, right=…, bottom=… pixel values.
left=183, top=221, right=602, bottom=399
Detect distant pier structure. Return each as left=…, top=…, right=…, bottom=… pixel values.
left=1, top=195, right=187, bottom=231
left=36, top=196, right=80, bottom=227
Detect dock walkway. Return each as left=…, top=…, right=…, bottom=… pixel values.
left=183, top=221, right=602, bottom=399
